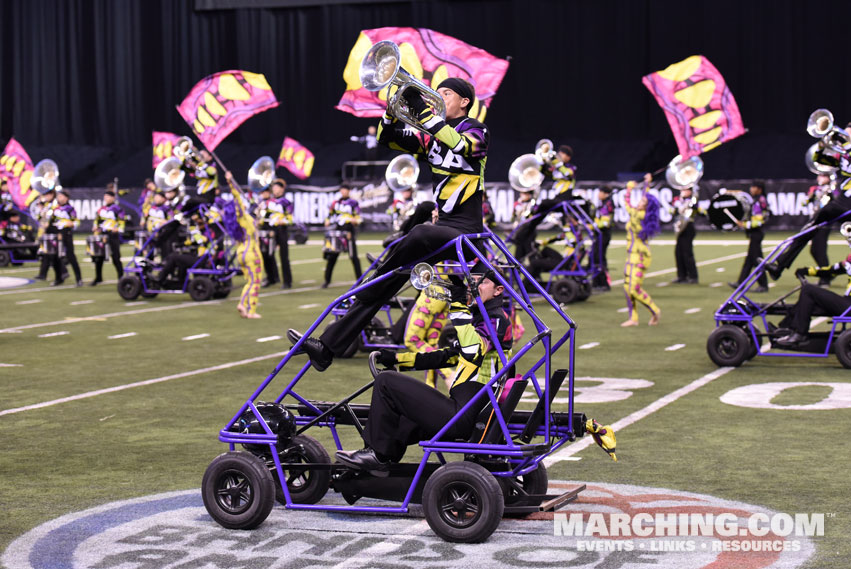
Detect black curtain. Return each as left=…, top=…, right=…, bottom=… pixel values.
left=1, top=0, right=849, bottom=186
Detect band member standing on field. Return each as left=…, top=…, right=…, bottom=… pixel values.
left=592, top=185, right=614, bottom=290
left=267, top=178, right=294, bottom=289
left=33, top=189, right=57, bottom=281
left=805, top=173, right=833, bottom=286
left=322, top=184, right=362, bottom=288
left=670, top=185, right=702, bottom=284
left=254, top=184, right=280, bottom=288
left=622, top=175, right=661, bottom=327
left=730, top=181, right=770, bottom=292
left=90, top=184, right=126, bottom=286
left=288, top=77, right=488, bottom=372
left=49, top=187, right=83, bottom=287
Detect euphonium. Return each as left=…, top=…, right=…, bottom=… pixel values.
left=665, top=155, right=704, bottom=190
left=385, top=154, right=420, bottom=192
left=31, top=159, right=60, bottom=194
left=807, top=108, right=850, bottom=155
left=173, top=136, right=200, bottom=163
left=508, top=154, right=544, bottom=192
left=360, top=40, right=446, bottom=135
left=247, top=156, right=276, bottom=191
left=154, top=157, right=186, bottom=191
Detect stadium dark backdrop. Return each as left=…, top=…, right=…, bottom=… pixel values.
left=0, top=0, right=848, bottom=187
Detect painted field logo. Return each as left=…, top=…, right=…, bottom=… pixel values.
left=2, top=482, right=815, bottom=569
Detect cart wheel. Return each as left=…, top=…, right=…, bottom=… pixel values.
left=551, top=278, right=579, bottom=304
left=835, top=330, right=851, bottom=369
left=422, top=461, right=504, bottom=543
left=189, top=276, right=214, bottom=301
left=213, top=280, right=233, bottom=299
left=0, top=250, right=10, bottom=267
left=707, top=325, right=750, bottom=367
left=141, top=291, right=158, bottom=299
left=202, top=451, right=275, bottom=530
left=747, top=335, right=759, bottom=360
left=117, top=275, right=142, bottom=300
left=499, top=464, right=548, bottom=517
left=576, top=279, right=592, bottom=301
left=274, top=435, right=331, bottom=505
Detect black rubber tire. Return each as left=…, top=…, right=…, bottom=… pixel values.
left=499, top=464, right=548, bottom=516
left=422, top=461, right=504, bottom=543
left=213, top=280, right=233, bottom=299
left=835, top=330, right=851, bottom=369
left=576, top=279, right=592, bottom=301
left=189, top=276, right=214, bottom=301
left=0, top=250, right=10, bottom=267
left=117, top=275, right=142, bottom=300
left=202, top=451, right=275, bottom=530
left=551, top=278, right=579, bottom=305
left=274, top=435, right=331, bottom=505
left=140, top=291, right=158, bottom=299
left=707, top=325, right=750, bottom=367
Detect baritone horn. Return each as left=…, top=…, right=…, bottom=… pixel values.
left=665, top=154, right=704, bottom=190
left=385, top=154, right=420, bottom=191
left=806, top=108, right=850, bottom=165
left=535, top=138, right=555, bottom=163
left=247, top=156, right=276, bottom=191
left=31, top=159, right=60, bottom=194
left=360, top=40, right=446, bottom=135
left=805, top=142, right=838, bottom=175
left=508, top=154, right=544, bottom=192
left=154, top=157, right=186, bottom=191
left=173, top=136, right=199, bottom=163
left=410, top=262, right=452, bottom=301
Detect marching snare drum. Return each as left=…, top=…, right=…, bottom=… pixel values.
left=38, top=234, right=63, bottom=257
left=257, top=229, right=277, bottom=256
left=707, top=190, right=752, bottom=231
left=134, top=230, right=150, bottom=251
left=323, top=230, right=348, bottom=255
left=86, top=235, right=108, bottom=260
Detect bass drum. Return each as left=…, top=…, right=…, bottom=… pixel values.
left=707, top=190, right=752, bottom=231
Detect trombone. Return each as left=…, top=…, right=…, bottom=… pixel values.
left=360, top=40, right=446, bottom=135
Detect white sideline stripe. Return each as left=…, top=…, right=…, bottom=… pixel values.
left=715, top=267, right=725, bottom=272
left=617, top=307, right=628, bottom=313
left=300, top=279, right=316, bottom=284
left=16, top=299, right=41, bottom=305
left=685, top=307, right=701, bottom=314
left=579, top=342, right=599, bottom=350
left=665, top=343, right=686, bottom=351
left=544, top=366, right=734, bottom=466
left=291, top=258, right=324, bottom=265
left=38, top=331, right=69, bottom=338
left=0, top=281, right=355, bottom=334
left=299, top=303, right=320, bottom=309
left=610, top=252, right=745, bottom=286
left=709, top=282, right=723, bottom=288
left=656, top=281, right=670, bottom=287
left=124, top=301, right=148, bottom=306
left=0, top=279, right=118, bottom=296
left=0, top=363, right=23, bottom=367
left=0, top=351, right=289, bottom=417
left=182, top=333, right=209, bottom=341
left=70, top=300, right=94, bottom=305
left=108, top=332, right=137, bottom=340
left=256, top=335, right=282, bottom=343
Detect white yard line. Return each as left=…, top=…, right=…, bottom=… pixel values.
left=0, top=363, right=23, bottom=367
left=38, top=331, right=69, bottom=338
left=579, top=342, right=600, bottom=350
left=665, top=343, right=687, bottom=351
left=545, top=366, right=735, bottom=466
left=70, top=300, right=95, bottom=305
left=610, top=252, right=745, bottom=286
left=299, top=303, right=320, bottom=309
left=182, top=333, right=210, bottom=341
left=256, top=335, right=282, bottom=343
left=108, top=332, right=137, bottom=340
left=0, top=280, right=118, bottom=296
left=15, top=299, right=42, bottom=305
left=0, top=351, right=289, bottom=417
left=685, top=308, right=701, bottom=314
left=709, top=282, right=723, bottom=288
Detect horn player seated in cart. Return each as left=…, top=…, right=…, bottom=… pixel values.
left=776, top=221, right=851, bottom=347
left=335, top=267, right=512, bottom=474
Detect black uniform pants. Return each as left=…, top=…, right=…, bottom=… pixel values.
left=274, top=226, right=292, bottom=285
left=776, top=198, right=851, bottom=270
left=160, top=253, right=198, bottom=286
left=675, top=223, right=698, bottom=281
left=810, top=225, right=830, bottom=274
left=737, top=228, right=767, bottom=287
left=94, top=233, right=123, bottom=280
left=364, top=371, right=485, bottom=461
left=323, top=226, right=362, bottom=285
left=592, top=228, right=611, bottom=287
left=53, top=229, right=81, bottom=282
left=789, top=283, right=851, bottom=334
left=320, top=223, right=464, bottom=356
left=527, top=246, right=563, bottom=282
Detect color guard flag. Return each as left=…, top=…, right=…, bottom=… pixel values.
left=152, top=131, right=182, bottom=169
left=0, top=138, right=38, bottom=208
left=177, top=70, right=279, bottom=151
left=642, top=55, right=745, bottom=158
left=337, top=27, right=510, bottom=123
left=277, top=137, right=314, bottom=180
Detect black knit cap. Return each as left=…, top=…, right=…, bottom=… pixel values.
left=436, top=78, right=475, bottom=109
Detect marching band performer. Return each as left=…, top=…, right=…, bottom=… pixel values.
left=289, top=77, right=489, bottom=372
left=621, top=175, right=661, bottom=327
left=89, top=184, right=126, bottom=286
left=0, top=179, right=14, bottom=222
left=386, top=185, right=416, bottom=232
left=527, top=214, right=585, bottom=286
left=223, top=171, right=264, bottom=319
left=670, top=185, right=703, bottom=284
left=592, top=185, right=614, bottom=290
left=154, top=212, right=211, bottom=288
left=254, top=184, right=280, bottom=288
left=48, top=187, right=83, bottom=287
left=511, top=187, right=538, bottom=260
left=730, top=181, right=770, bottom=292
left=322, top=184, right=362, bottom=288
left=1, top=210, right=36, bottom=257
left=181, top=148, right=219, bottom=211
left=267, top=178, right=294, bottom=289
left=145, top=189, right=175, bottom=258
left=805, top=173, right=833, bottom=286
left=550, top=145, right=577, bottom=196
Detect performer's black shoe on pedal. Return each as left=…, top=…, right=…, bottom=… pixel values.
left=287, top=329, right=333, bottom=371
left=776, top=332, right=808, bottom=347
left=762, top=260, right=783, bottom=280
left=336, top=448, right=390, bottom=476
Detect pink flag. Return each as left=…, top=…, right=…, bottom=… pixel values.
left=0, top=138, right=38, bottom=208
left=152, top=131, right=182, bottom=169
left=642, top=55, right=745, bottom=158
left=177, top=70, right=279, bottom=151
left=337, top=27, right=510, bottom=123
left=277, top=137, right=314, bottom=180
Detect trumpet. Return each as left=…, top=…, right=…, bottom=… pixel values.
left=360, top=40, right=446, bottom=135
left=410, top=262, right=452, bottom=301
left=807, top=108, right=850, bottom=156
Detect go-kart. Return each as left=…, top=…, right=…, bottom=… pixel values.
left=201, top=231, right=594, bottom=543
left=507, top=199, right=604, bottom=305
left=709, top=216, right=851, bottom=368
left=117, top=220, right=237, bottom=301
left=0, top=210, right=40, bottom=267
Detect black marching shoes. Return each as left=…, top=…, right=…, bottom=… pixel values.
left=336, top=448, right=390, bottom=475
left=286, top=329, right=333, bottom=371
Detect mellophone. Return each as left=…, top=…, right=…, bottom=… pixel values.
left=86, top=234, right=109, bottom=260
left=257, top=229, right=277, bottom=256
left=323, top=229, right=350, bottom=255
left=707, top=190, right=752, bottom=231
left=38, top=234, right=64, bottom=257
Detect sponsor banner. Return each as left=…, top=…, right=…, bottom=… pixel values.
left=2, top=482, right=816, bottom=569
left=46, top=179, right=817, bottom=233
